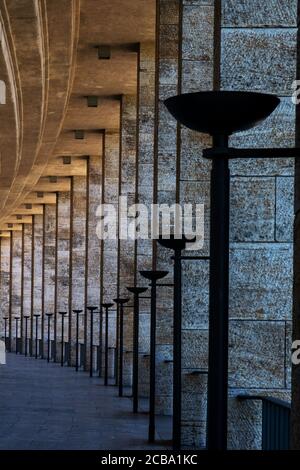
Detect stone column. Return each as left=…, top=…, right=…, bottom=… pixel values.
left=119, top=92, right=138, bottom=385
left=101, top=130, right=121, bottom=375
left=70, top=172, right=88, bottom=366
left=32, top=214, right=44, bottom=355
left=220, top=1, right=297, bottom=449
left=22, top=224, right=33, bottom=353
left=86, top=155, right=102, bottom=372
left=11, top=230, right=23, bottom=352
left=0, top=237, right=11, bottom=347
left=136, top=42, right=156, bottom=396
left=56, top=192, right=71, bottom=362
left=42, top=205, right=57, bottom=357
left=179, top=0, right=214, bottom=448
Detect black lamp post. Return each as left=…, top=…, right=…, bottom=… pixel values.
left=126, top=286, right=148, bottom=413
left=140, top=270, right=168, bottom=443
left=14, top=316, right=20, bottom=354
left=45, top=314, right=53, bottom=363
left=98, top=308, right=103, bottom=378
left=101, top=303, right=114, bottom=385
left=23, top=315, right=30, bottom=357
left=113, top=298, right=130, bottom=397
left=33, top=314, right=40, bottom=359
left=73, top=309, right=83, bottom=371
left=157, top=235, right=202, bottom=450
left=3, top=317, right=8, bottom=350
left=59, top=311, right=67, bottom=367
left=164, top=90, right=298, bottom=450
left=87, top=306, right=98, bottom=377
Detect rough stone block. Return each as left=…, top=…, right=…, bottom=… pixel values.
left=221, top=29, right=297, bottom=95
left=230, top=177, right=276, bottom=242
left=229, top=243, right=292, bottom=320
left=182, top=259, right=209, bottom=330
left=275, top=176, right=294, bottom=242
left=222, top=0, right=297, bottom=27
left=229, top=320, right=286, bottom=388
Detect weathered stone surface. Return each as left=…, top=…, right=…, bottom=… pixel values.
left=230, top=98, right=295, bottom=149
left=230, top=157, right=294, bottom=177
left=229, top=243, right=292, bottom=320
left=275, top=176, right=294, bottom=242
left=222, top=0, right=297, bottom=27
left=182, top=259, right=209, bottom=329
left=70, top=176, right=87, bottom=365
left=0, top=238, right=10, bottom=339
left=229, top=320, right=286, bottom=388
left=43, top=205, right=56, bottom=352
left=228, top=397, right=262, bottom=450
left=230, top=177, right=276, bottom=242
left=182, top=329, right=208, bottom=369
left=221, top=29, right=297, bottom=95
left=22, top=224, right=32, bottom=348
left=182, top=3, right=214, bottom=61
left=180, top=127, right=211, bottom=180
left=181, top=372, right=207, bottom=448
left=32, top=215, right=43, bottom=343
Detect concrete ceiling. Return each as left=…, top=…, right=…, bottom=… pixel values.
left=0, top=0, right=156, bottom=231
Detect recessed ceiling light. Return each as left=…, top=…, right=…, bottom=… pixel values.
left=63, top=156, right=71, bottom=164
left=74, top=130, right=84, bottom=139
left=97, top=45, right=111, bottom=60
left=87, top=96, right=98, bottom=107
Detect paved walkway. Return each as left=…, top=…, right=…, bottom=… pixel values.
left=0, top=353, right=171, bottom=450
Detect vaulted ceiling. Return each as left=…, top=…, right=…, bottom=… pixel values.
left=0, top=0, right=156, bottom=232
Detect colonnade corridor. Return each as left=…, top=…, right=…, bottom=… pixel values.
left=0, top=353, right=171, bottom=450
left=1, top=0, right=300, bottom=462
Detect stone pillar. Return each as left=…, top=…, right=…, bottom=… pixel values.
left=119, top=92, right=138, bottom=385
left=42, top=204, right=57, bottom=357
left=86, top=155, right=102, bottom=372
left=179, top=0, right=214, bottom=448
left=56, top=192, right=71, bottom=362
left=10, top=230, right=23, bottom=352
left=70, top=172, right=88, bottom=366
left=220, top=1, right=297, bottom=449
left=292, top=0, right=300, bottom=451
left=136, top=42, right=156, bottom=397
left=22, top=224, right=33, bottom=353
left=32, top=214, right=44, bottom=355
left=0, top=237, right=11, bottom=347
left=101, top=130, right=121, bottom=373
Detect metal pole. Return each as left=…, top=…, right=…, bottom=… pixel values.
left=98, top=308, right=103, bottom=377
left=126, top=287, right=148, bottom=413
left=115, top=302, right=119, bottom=385
left=15, top=317, right=19, bottom=354
left=206, top=134, right=230, bottom=451
left=113, top=299, right=129, bottom=396
left=24, top=316, right=29, bottom=357
left=87, top=306, right=98, bottom=377
left=4, top=317, right=8, bottom=350
left=173, top=248, right=182, bottom=449
left=34, top=315, right=40, bottom=359
left=101, top=303, right=113, bottom=385
left=46, top=314, right=53, bottom=362
left=119, top=303, right=124, bottom=397
left=104, top=306, right=109, bottom=385
left=73, top=310, right=82, bottom=372
left=140, top=270, right=168, bottom=444
left=132, top=292, right=139, bottom=412
left=59, top=312, right=67, bottom=367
